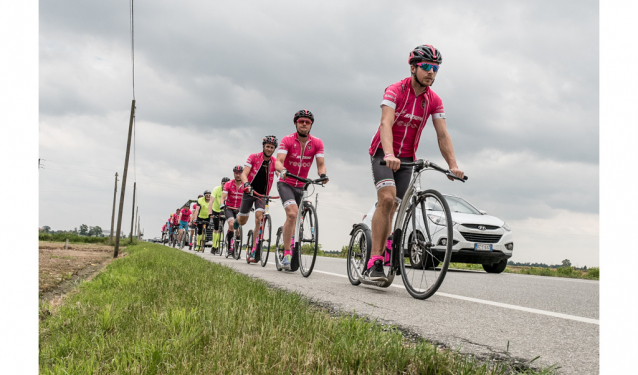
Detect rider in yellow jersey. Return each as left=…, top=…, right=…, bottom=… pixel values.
left=207, top=177, right=229, bottom=253
left=191, top=190, right=212, bottom=252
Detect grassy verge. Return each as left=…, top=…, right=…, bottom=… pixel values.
left=40, top=243, right=555, bottom=374
left=39, top=232, right=140, bottom=245
left=503, top=265, right=599, bottom=280
left=448, top=263, right=599, bottom=280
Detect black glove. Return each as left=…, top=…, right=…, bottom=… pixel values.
left=243, top=182, right=253, bottom=194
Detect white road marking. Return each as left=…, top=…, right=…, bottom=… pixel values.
left=307, top=268, right=600, bottom=325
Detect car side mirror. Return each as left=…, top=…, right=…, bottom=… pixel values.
left=479, top=210, right=487, bottom=215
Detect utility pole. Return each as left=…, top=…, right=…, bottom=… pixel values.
left=110, top=172, right=118, bottom=244
left=138, top=216, right=141, bottom=240
left=114, top=100, right=135, bottom=258
left=134, top=207, right=139, bottom=238
left=129, top=182, right=136, bottom=244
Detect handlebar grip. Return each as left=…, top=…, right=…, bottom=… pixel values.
left=380, top=160, right=387, bottom=166
left=287, top=173, right=306, bottom=182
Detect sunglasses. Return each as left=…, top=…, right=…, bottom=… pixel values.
left=416, top=62, right=439, bottom=73
left=296, top=119, right=312, bottom=125
left=205, top=194, right=211, bottom=197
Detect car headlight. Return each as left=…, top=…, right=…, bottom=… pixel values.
left=427, top=214, right=457, bottom=226
left=502, top=222, right=511, bottom=231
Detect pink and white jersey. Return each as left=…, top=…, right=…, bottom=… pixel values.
left=223, top=180, right=243, bottom=209
left=278, top=133, right=325, bottom=188
left=244, top=152, right=276, bottom=195
left=368, top=77, right=445, bottom=160
left=179, top=208, right=192, bottom=222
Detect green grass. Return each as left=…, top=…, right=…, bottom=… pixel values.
left=449, top=263, right=485, bottom=271
left=39, top=232, right=140, bottom=245
left=449, top=263, right=599, bottom=280
left=40, top=243, right=555, bottom=374
left=504, top=266, right=599, bottom=280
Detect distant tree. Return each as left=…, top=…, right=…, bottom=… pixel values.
left=79, top=224, right=89, bottom=236
left=561, top=259, right=572, bottom=268
left=89, top=226, right=103, bottom=237
left=583, top=265, right=587, bottom=270
left=42, top=226, right=51, bottom=233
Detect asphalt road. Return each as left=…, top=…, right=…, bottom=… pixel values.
left=177, top=246, right=599, bottom=374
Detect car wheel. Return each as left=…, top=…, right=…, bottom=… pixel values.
left=408, top=231, right=425, bottom=269
left=482, top=259, right=507, bottom=274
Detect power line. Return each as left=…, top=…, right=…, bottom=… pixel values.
left=41, top=189, right=114, bottom=193
left=43, top=159, right=117, bottom=172
left=41, top=157, right=231, bottom=186
left=42, top=166, right=116, bottom=179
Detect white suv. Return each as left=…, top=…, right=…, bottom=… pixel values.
left=361, top=194, right=513, bottom=273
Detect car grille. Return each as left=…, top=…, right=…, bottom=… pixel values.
left=460, top=232, right=502, bottom=243
left=462, top=224, right=501, bottom=230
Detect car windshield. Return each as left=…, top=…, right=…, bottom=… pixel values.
left=425, top=196, right=481, bottom=214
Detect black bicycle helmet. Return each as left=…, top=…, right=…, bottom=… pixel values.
left=262, top=135, right=278, bottom=147
left=293, top=109, right=314, bottom=124
left=408, top=44, right=442, bottom=65
left=233, top=165, right=243, bottom=173
left=203, top=190, right=211, bottom=195
left=221, top=177, right=230, bottom=184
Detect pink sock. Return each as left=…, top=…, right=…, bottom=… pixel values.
left=284, top=250, right=292, bottom=257
left=367, top=255, right=384, bottom=269
left=384, top=240, right=393, bottom=262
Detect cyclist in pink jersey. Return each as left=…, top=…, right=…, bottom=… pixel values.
left=177, top=205, right=192, bottom=245
left=367, top=44, right=464, bottom=281
left=161, top=223, right=167, bottom=242
left=276, top=109, right=328, bottom=270
left=236, top=135, right=278, bottom=263
left=165, top=216, right=173, bottom=243
left=222, top=165, right=244, bottom=253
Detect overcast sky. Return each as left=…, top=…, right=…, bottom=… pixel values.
left=38, top=0, right=599, bottom=266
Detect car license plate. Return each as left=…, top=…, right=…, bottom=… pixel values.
left=475, top=243, right=492, bottom=251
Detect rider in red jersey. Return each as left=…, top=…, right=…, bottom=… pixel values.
left=276, top=109, right=328, bottom=270
left=236, top=135, right=278, bottom=263
left=177, top=205, right=192, bottom=245
left=367, top=45, right=464, bottom=281
left=188, top=197, right=201, bottom=248
left=222, top=165, right=244, bottom=254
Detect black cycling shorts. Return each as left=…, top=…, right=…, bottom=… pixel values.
left=370, top=148, right=414, bottom=202
left=224, top=207, right=239, bottom=221
left=277, top=181, right=304, bottom=209
left=239, top=192, right=265, bottom=216
left=196, top=217, right=210, bottom=235
left=211, top=211, right=222, bottom=231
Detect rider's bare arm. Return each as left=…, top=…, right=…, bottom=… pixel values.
left=316, top=157, right=328, bottom=183
left=192, top=207, right=200, bottom=222
left=240, top=166, right=251, bottom=185
left=275, top=152, right=286, bottom=174
left=380, top=105, right=400, bottom=171
left=432, top=117, right=464, bottom=180
left=221, top=192, right=228, bottom=205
